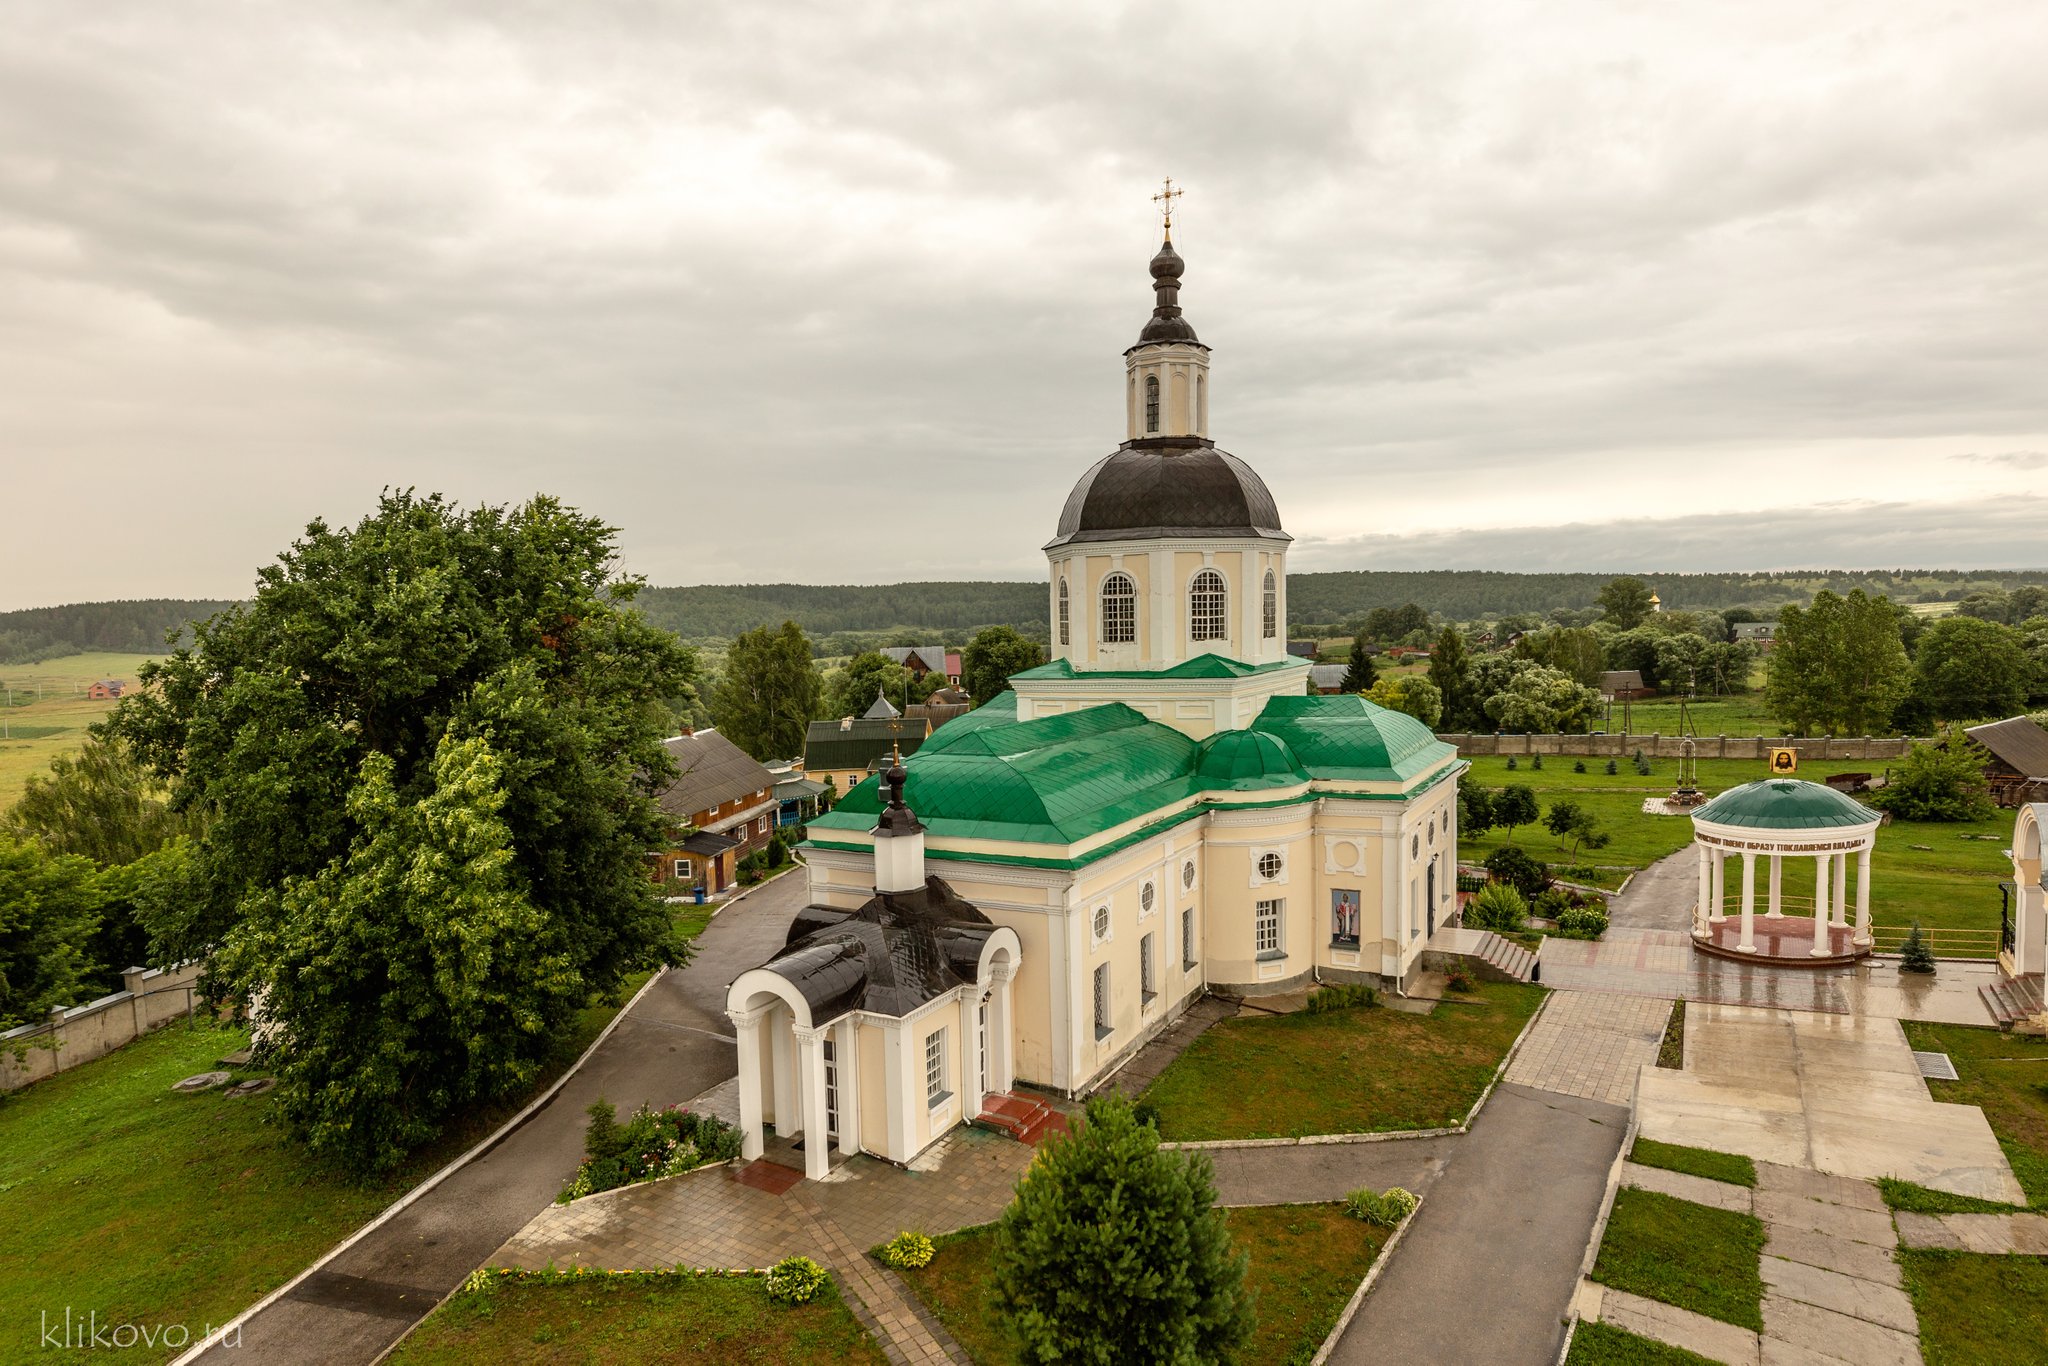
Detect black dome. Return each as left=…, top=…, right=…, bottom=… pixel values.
left=1047, top=440, right=1288, bottom=548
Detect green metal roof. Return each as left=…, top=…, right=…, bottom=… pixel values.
left=803, top=717, right=926, bottom=772
left=1011, top=655, right=1306, bottom=682
left=1247, top=694, right=1454, bottom=783
left=917, top=690, right=1018, bottom=754
left=1194, top=729, right=1309, bottom=789
left=1693, top=780, right=1879, bottom=830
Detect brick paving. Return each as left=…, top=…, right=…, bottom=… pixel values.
left=1504, top=989, right=1671, bottom=1107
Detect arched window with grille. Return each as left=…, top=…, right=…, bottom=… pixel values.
left=1101, top=572, right=1136, bottom=643
left=1190, top=569, right=1227, bottom=642
left=1144, top=375, right=1160, bottom=434
left=1057, top=577, right=1070, bottom=646
left=1262, top=568, right=1277, bottom=639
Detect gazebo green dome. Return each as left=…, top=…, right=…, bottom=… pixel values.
left=1194, top=730, right=1308, bottom=789
left=1693, top=779, right=1878, bottom=831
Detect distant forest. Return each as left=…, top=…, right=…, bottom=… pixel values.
left=8, top=568, right=2048, bottom=664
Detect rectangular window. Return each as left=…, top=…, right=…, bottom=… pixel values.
left=757, top=817, right=768, bottom=835
left=1182, top=907, right=1197, bottom=970
left=674, top=858, right=692, bottom=879
left=1140, top=933, right=1157, bottom=1004
left=1255, top=898, right=1283, bottom=958
left=1093, top=964, right=1112, bottom=1040
left=925, top=1029, right=947, bottom=1106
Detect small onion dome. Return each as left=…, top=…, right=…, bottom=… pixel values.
left=1692, top=779, right=1878, bottom=831
left=1195, top=729, right=1308, bottom=789
left=1137, top=236, right=1201, bottom=345
left=1150, top=238, right=1185, bottom=280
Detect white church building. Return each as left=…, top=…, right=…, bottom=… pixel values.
left=725, top=229, right=1466, bottom=1178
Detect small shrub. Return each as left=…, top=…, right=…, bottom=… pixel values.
left=1604, top=758, right=1619, bottom=775
left=1505, top=755, right=1518, bottom=770
left=1557, top=904, right=1610, bottom=940
left=1573, top=759, right=1587, bottom=773
left=560, top=1099, right=744, bottom=1202
left=1900, top=922, right=1936, bottom=974
left=1484, top=846, right=1551, bottom=899
left=1533, top=887, right=1575, bottom=920
left=1466, top=882, right=1528, bottom=934
left=1305, top=983, right=1380, bottom=1014
left=879, top=1231, right=935, bottom=1270
left=1443, top=965, right=1476, bottom=993
left=1530, top=754, right=1543, bottom=770
left=1131, top=1097, right=1162, bottom=1129
left=766, top=1255, right=830, bottom=1304
left=1343, top=1186, right=1420, bottom=1228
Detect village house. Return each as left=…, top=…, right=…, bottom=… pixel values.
left=86, top=679, right=126, bottom=699
left=879, top=645, right=961, bottom=687
left=1964, top=715, right=2048, bottom=808
left=802, top=705, right=932, bottom=799
left=652, top=728, right=780, bottom=898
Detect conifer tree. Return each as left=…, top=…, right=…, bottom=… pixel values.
left=1340, top=632, right=1377, bottom=694
left=1900, top=921, right=1936, bottom=974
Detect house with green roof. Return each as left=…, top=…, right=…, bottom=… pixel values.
left=724, top=229, right=1467, bottom=1179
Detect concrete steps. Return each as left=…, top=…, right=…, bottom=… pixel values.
left=1471, top=931, right=1539, bottom=983
left=1978, top=973, right=2044, bottom=1030
left=973, top=1092, right=1071, bottom=1146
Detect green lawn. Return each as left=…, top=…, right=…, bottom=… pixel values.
left=387, top=1270, right=889, bottom=1365
left=1141, top=983, right=1544, bottom=1141
left=1566, top=1318, right=1721, bottom=1365
left=1893, top=1021, right=2048, bottom=1210
left=0, top=909, right=706, bottom=1361
left=0, top=651, right=159, bottom=809
left=1456, top=754, right=2012, bottom=952
left=1629, top=1137, right=1756, bottom=1188
left=1656, top=1000, right=1685, bottom=1070
left=1900, top=1250, right=2048, bottom=1365
left=1590, top=1188, right=1765, bottom=1330
left=896, top=1204, right=1390, bottom=1366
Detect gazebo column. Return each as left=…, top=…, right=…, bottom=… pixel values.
left=1710, top=850, right=1726, bottom=922
left=1833, top=852, right=1849, bottom=926
left=1853, top=845, right=1874, bottom=947
left=1811, top=854, right=1833, bottom=957
left=1739, top=852, right=1758, bottom=952
left=1767, top=854, right=1784, bottom=918
left=1695, top=845, right=1712, bottom=936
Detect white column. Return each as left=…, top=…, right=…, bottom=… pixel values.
left=1695, top=845, right=1712, bottom=938
left=992, top=965, right=1017, bottom=1092
left=1833, top=852, right=1849, bottom=926
left=795, top=1027, right=830, bottom=1180
left=1767, top=854, right=1784, bottom=918
left=771, top=1007, right=798, bottom=1137
left=1811, top=855, right=1833, bottom=957
left=964, top=992, right=986, bottom=1123
left=882, top=1022, right=909, bottom=1163
left=1739, top=852, right=1758, bottom=953
left=1710, top=850, right=1726, bottom=923
left=731, top=1008, right=766, bottom=1161
left=1854, top=845, right=1873, bottom=947
left=835, top=1017, right=862, bottom=1157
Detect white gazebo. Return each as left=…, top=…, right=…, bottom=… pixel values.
left=1689, top=779, right=1882, bottom=964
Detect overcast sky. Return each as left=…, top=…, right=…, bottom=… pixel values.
left=4, top=2, right=2046, bottom=611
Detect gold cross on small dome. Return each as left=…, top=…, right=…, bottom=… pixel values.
left=1153, top=177, right=1183, bottom=239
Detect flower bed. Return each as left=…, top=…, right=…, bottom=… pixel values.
left=559, top=1098, right=743, bottom=1202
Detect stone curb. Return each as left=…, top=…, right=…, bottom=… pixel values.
left=177, top=865, right=804, bottom=1366
left=1309, top=1194, right=1426, bottom=1366
left=1553, top=1050, right=1648, bottom=1365
left=1158, top=987, right=1551, bottom=1152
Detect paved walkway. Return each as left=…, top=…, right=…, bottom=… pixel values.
left=188, top=872, right=813, bottom=1365
left=1636, top=1002, right=2022, bottom=1203
left=1896, top=1208, right=2048, bottom=1254
left=1331, top=1084, right=1630, bottom=1365
left=1093, top=994, right=1239, bottom=1098
left=1584, top=1160, right=1924, bottom=1365
left=1504, top=990, right=1671, bottom=1107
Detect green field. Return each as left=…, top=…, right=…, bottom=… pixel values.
left=0, top=651, right=158, bottom=810
left=1456, top=754, right=2012, bottom=950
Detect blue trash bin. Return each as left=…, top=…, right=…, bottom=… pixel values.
left=694, top=886, right=705, bottom=905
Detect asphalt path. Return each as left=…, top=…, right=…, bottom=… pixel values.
left=187, top=872, right=809, bottom=1365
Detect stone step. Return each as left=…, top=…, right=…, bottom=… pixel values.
left=1979, top=974, right=2045, bottom=1030
left=973, top=1092, right=1070, bottom=1146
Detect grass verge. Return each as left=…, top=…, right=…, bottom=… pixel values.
left=1898, top=1020, right=2048, bottom=1208
left=1629, top=1136, right=1756, bottom=1188
left=1589, top=1188, right=1765, bottom=1330
left=1141, top=982, right=1543, bottom=1141
left=1656, top=1000, right=1686, bottom=1070
left=1900, top=1250, right=2048, bottom=1365
left=896, top=1204, right=1389, bottom=1366
left=1566, top=1318, right=1721, bottom=1365
left=386, top=1269, right=889, bottom=1365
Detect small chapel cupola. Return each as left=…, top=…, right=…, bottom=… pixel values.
left=1125, top=179, right=1210, bottom=441
left=871, top=760, right=927, bottom=894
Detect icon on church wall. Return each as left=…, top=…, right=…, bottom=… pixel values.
left=1330, top=888, right=1361, bottom=948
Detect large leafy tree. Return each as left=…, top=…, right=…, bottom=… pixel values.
left=1366, top=675, right=1443, bottom=728
left=1908, top=616, right=2032, bottom=722
left=824, top=650, right=921, bottom=720
left=106, top=491, right=692, bottom=1170
left=1523, top=626, right=1606, bottom=688
left=1483, top=664, right=1602, bottom=733
left=1597, top=576, right=1656, bottom=630
left=712, top=621, right=822, bottom=759
left=0, top=837, right=106, bottom=1028
left=4, top=735, right=195, bottom=867
left=1866, top=731, right=1996, bottom=822
left=993, top=1093, right=1252, bottom=1364
left=1764, top=590, right=1910, bottom=735
left=961, top=626, right=1045, bottom=705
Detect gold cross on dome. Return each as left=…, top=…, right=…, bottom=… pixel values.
left=1153, top=177, right=1183, bottom=239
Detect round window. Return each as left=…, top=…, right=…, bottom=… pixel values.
left=1257, top=852, right=1283, bottom=881
left=1141, top=881, right=1156, bottom=913
left=1182, top=859, right=1197, bottom=890
left=1093, top=905, right=1110, bottom=939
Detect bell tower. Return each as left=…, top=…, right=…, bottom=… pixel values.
left=1124, top=179, right=1210, bottom=441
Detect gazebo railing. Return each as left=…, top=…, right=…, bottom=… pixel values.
left=1865, top=925, right=2002, bottom=959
